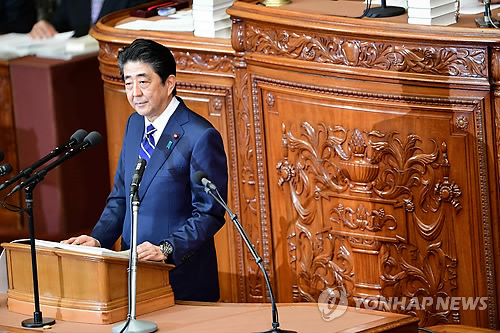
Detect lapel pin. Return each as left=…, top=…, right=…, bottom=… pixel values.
left=173, top=133, right=179, bottom=139
left=167, top=141, right=173, bottom=149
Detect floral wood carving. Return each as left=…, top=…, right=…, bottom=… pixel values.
left=232, top=18, right=245, bottom=52
left=455, top=115, right=468, bottom=131
left=98, top=45, right=235, bottom=81
left=174, top=51, right=233, bottom=74
left=288, top=227, right=356, bottom=302
left=234, top=68, right=263, bottom=302
left=330, top=203, right=397, bottom=232
left=380, top=242, right=458, bottom=326
left=277, top=122, right=461, bottom=325
left=100, top=42, right=122, bottom=63
left=495, top=91, right=500, bottom=184
left=245, top=25, right=486, bottom=78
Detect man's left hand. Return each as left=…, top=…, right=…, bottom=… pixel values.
left=137, top=241, right=167, bottom=261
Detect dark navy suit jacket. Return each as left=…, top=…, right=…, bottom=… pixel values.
left=91, top=99, right=228, bottom=302
left=0, top=0, right=37, bottom=33
left=51, top=0, right=150, bottom=37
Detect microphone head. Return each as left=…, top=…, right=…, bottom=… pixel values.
left=135, top=158, right=147, bottom=172
left=192, top=170, right=208, bottom=186
left=70, top=129, right=88, bottom=144
left=83, top=131, right=102, bottom=148
left=0, top=163, right=12, bottom=176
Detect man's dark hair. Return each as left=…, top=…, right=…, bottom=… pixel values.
left=118, top=39, right=177, bottom=95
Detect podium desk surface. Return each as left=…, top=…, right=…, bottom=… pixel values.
left=0, top=294, right=418, bottom=333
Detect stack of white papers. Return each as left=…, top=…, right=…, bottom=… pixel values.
left=364, top=0, right=499, bottom=15
left=0, top=32, right=100, bottom=60
left=115, top=10, right=194, bottom=32
left=193, top=0, right=234, bottom=38
left=407, top=0, right=458, bottom=25
left=459, top=0, right=500, bottom=14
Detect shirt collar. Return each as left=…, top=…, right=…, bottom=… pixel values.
left=144, top=96, right=179, bottom=140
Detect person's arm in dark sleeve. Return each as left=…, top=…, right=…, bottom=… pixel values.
left=0, top=0, right=37, bottom=33
left=164, top=128, right=228, bottom=266
left=48, top=0, right=72, bottom=34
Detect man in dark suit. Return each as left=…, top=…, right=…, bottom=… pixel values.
left=0, top=0, right=37, bottom=34
left=29, top=0, right=151, bottom=38
left=62, top=39, right=228, bottom=302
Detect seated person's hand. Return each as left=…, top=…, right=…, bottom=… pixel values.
left=137, top=241, right=166, bottom=262
left=29, top=20, right=57, bottom=39
left=61, top=235, right=100, bottom=247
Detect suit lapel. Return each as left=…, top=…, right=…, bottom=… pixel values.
left=126, top=116, right=145, bottom=180
left=138, top=104, right=188, bottom=200
left=99, top=0, right=114, bottom=19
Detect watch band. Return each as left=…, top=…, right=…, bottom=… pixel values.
left=159, top=240, right=173, bottom=259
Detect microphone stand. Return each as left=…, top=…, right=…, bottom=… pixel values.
left=21, top=184, right=55, bottom=328
left=364, top=0, right=405, bottom=18
left=475, top=0, right=499, bottom=28
left=112, top=191, right=157, bottom=333
left=206, top=188, right=296, bottom=333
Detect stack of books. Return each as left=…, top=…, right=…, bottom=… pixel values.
left=192, top=0, right=234, bottom=38
left=407, top=0, right=459, bottom=25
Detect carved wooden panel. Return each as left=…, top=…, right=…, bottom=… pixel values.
left=92, top=2, right=500, bottom=328
left=256, top=75, right=490, bottom=327
left=244, top=24, right=487, bottom=79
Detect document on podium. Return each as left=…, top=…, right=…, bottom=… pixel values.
left=0, top=239, right=129, bottom=293
left=0, top=32, right=99, bottom=60
left=31, top=239, right=130, bottom=258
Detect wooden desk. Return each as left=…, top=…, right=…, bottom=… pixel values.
left=91, top=0, right=500, bottom=329
left=0, top=293, right=418, bottom=333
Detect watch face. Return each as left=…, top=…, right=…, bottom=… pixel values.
left=165, top=242, right=173, bottom=254
left=161, top=241, right=173, bottom=256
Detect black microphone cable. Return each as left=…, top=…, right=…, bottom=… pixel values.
left=0, top=166, right=25, bottom=213
left=0, top=196, right=25, bottom=213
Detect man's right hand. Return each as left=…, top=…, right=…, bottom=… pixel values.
left=29, top=20, right=57, bottom=39
left=61, top=235, right=100, bottom=247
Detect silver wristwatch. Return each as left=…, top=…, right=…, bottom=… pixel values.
left=159, top=241, right=173, bottom=259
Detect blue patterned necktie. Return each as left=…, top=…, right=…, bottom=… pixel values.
left=139, top=124, right=157, bottom=162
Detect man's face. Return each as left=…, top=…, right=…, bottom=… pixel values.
left=123, top=61, right=175, bottom=122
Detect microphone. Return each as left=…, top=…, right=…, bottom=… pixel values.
left=191, top=171, right=296, bottom=333
left=192, top=170, right=217, bottom=192
left=129, top=158, right=147, bottom=195
left=8, top=131, right=101, bottom=196
left=0, top=129, right=88, bottom=191
left=475, top=0, right=499, bottom=27
left=0, top=163, right=12, bottom=177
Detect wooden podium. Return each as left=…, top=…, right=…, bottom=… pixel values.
left=2, top=242, right=174, bottom=324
